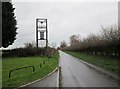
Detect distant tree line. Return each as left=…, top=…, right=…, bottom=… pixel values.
left=60, top=26, right=120, bottom=57
left=2, top=43, right=57, bottom=58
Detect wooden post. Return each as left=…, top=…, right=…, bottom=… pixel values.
left=46, top=19, right=48, bottom=48
left=36, top=19, right=38, bottom=49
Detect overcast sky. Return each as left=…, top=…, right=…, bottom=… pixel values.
left=8, top=1, right=118, bottom=48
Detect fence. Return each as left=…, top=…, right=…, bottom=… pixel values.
left=9, top=66, right=35, bottom=78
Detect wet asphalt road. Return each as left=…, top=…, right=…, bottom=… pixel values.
left=27, top=71, right=57, bottom=87
left=59, top=51, right=119, bottom=87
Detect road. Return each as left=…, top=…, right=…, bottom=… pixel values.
left=59, top=51, right=119, bottom=87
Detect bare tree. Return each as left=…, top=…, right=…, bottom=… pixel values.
left=60, top=41, right=67, bottom=48
left=24, top=43, right=35, bottom=49
left=70, top=34, right=80, bottom=46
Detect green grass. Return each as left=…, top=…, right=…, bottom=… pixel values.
left=2, top=52, right=59, bottom=88
left=65, top=51, right=119, bottom=75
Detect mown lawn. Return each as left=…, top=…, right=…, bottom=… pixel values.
left=65, top=51, right=119, bottom=75
left=2, top=52, right=59, bottom=88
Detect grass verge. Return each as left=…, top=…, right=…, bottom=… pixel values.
left=2, top=52, right=59, bottom=88
left=65, top=51, right=119, bottom=75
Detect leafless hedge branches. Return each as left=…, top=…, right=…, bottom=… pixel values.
left=63, top=26, right=120, bottom=57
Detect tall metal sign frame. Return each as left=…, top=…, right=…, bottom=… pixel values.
left=36, top=18, right=48, bottom=49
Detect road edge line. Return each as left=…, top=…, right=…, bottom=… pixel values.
left=56, top=66, right=60, bottom=88
left=16, top=67, right=58, bottom=89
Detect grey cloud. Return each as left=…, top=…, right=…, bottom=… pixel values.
left=9, top=2, right=117, bottom=48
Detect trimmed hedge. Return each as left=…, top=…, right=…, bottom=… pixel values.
left=2, top=47, right=57, bottom=58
